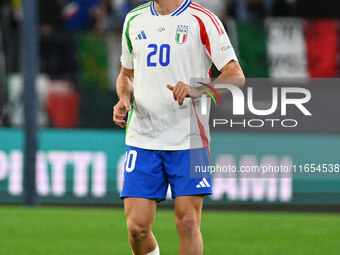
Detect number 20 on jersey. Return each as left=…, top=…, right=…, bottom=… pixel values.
left=147, top=44, right=171, bottom=67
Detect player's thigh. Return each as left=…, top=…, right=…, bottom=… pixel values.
left=174, top=196, right=204, bottom=226
left=124, top=198, right=157, bottom=230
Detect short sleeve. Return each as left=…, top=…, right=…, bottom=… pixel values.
left=120, top=16, right=134, bottom=69
left=206, top=16, right=238, bottom=71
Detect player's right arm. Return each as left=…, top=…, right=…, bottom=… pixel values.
left=113, top=67, right=134, bottom=128
left=113, top=12, right=135, bottom=128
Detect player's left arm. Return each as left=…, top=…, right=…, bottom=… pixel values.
left=167, top=60, right=245, bottom=106
left=168, top=12, right=245, bottom=106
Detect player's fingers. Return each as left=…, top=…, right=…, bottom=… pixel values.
left=123, top=101, right=131, bottom=111
left=176, top=87, right=184, bottom=103
left=114, top=104, right=128, bottom=114
left=175, top=89, right=183, bottom=105
left=114, top=119, right=127, bottom=128
left=117, top=123, right=127, bottom=128
left=173, top=89, right=179, bottom=101
left=115, top=119, right=126, bottom=125
left=173, top=86, right=179, bottom=100
left=178, top=82, right=189, bottom=94
left=173, top=82, right=187, bottom=101
left=167, top=84, right=174, bottom=91
left=113, top=106, right=124, bottom=116
left=113, top=109, right=126, bottom=118
left=178, top=90, right=187, bottom=106
left=114, top=113, right=126, bottom=122
left=178, top=97, right=183, bottom=106
left=114, top=114, right=125, bottom=120
left=174, top=84, right=184, bottom=100
left=176, top=81, right=184, bottom=88
left=114, top=104, right=125, bottom=110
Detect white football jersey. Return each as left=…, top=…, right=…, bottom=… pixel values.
left=120, top=0, right=238, bottom=150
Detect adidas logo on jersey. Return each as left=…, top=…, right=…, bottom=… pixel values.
left=135, top=30, right=147, bottom=40
left=196, top=178, right=211, bottom=188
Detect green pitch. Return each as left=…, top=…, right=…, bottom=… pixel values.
left=1, top=206, right=340, bottom=255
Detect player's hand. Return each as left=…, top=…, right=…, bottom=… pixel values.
left=113, top=99, right=131, bottom=128
left=167, top=82, right=202, bottom=106
left=167, top=82, right=190, bottom=106
left=167, top=82, right=189, bottom=106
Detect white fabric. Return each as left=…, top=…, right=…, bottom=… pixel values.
left=121, top=1, right=238, bottom=150
left=266, top=18, right=308, bottom=79
left=147, top=245, right=160, bottom=255
left=132, top=244, right=160, bottom=255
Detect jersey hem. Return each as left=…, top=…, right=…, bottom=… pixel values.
left=120, top=195, right=166, bottom=201
left=172, top=192, right=212, bottom=199
left=125, top=141, right=206, bottom=151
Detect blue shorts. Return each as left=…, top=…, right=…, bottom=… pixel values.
left=120, top=146, right=212, bottom=200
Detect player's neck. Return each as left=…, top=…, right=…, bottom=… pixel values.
left=153, top=0, right=185, bottom=15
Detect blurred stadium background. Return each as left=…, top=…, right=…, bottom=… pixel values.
left=1, top=0, right=340, bottom=254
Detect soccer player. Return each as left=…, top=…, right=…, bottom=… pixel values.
left=113, top=0, right=244, bottom=254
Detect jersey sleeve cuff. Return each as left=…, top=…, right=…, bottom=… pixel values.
left=120, top=59, right=134, bottom=70
left=215, top=50, right=238, bottom=71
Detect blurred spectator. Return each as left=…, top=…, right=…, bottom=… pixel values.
left=0, top=14, right=6, bottom=126
left=112, top=0, right=124, bottom=12
left=39, top=0, right=64, bottom=35
left=195, top=0, right=227, bottom=19
left=118, top=0, right=145, bottom=24
left=62, top=0, right=101, bottom=31
left=39, top=0, right=77, bottom=77
left=273, top=0, right=296, bottom=16
left=0, top=0, right=21, bottom=73
left=91, top=0, right=121, bottom=33
left=228, top=0, right=274, bottom=20
left=39, top=32, right=78, bottom=78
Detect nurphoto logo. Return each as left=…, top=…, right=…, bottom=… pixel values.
left=200, top=84, right=312, bottom=128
